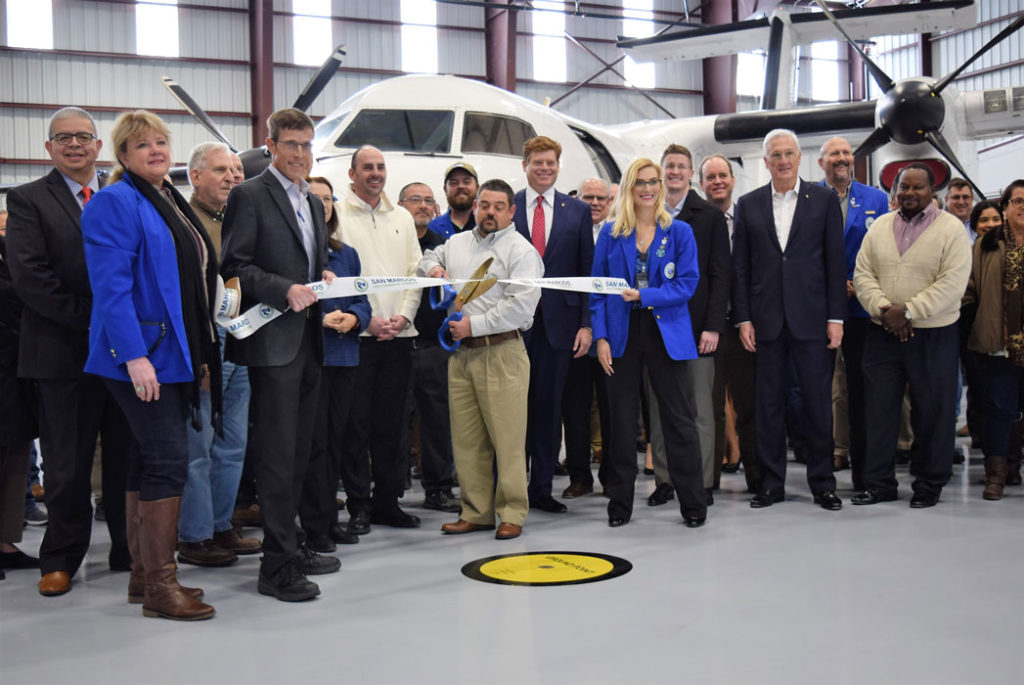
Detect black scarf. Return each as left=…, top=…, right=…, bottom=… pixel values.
left=124, top=170, right=223, bottom=434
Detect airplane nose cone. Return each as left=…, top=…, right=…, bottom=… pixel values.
left=879, top=80, right=946, bottom=146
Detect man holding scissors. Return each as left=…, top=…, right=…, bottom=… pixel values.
left=418, top=179, right=543, bottom=540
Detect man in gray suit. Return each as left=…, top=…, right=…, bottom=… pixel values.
left=220, top=108, right=337, bottom=601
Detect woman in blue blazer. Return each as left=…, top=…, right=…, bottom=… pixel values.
left=590, top=158, right=706, bottom=528
left=81, top=110, right=219, bottom=621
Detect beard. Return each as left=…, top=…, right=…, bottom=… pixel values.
left=447, top=191, right=474, bottom=212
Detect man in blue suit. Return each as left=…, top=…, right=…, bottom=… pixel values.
left=732, top=129, right=847, bottom=511
left=818, top=137, right=889, bottom=490
left=513, top=136, right=594, bottom=513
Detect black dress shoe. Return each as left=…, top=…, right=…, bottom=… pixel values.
left=329, top=523, right=359, bottom=545
left=0, top=549, right=40, bottom=569
left=297, top=544, right=341, bottom=575
left=683, top=515, right=706, bottom=528
left=850, top=488, right=897, bottom=505
left=554, top=462, right=569, bottom=477
left=910, top=492, right=940, bottom=508
left=347, top=511, right=371, bottom=535
left=646, top=483, right=674, bottom=507
left=721, top=461, right=740, bottom=474
left=529, top=494, right=568, bottom=513
left=305, top=534, right=336, bottom=554
left=608, top=516, right=629, bottom=527
left=749, top=489, right=785, bottom=508
left=370, top=506, right=421, bottom=528
left=813, top=490, right=843, bottom=511
left=258, top=564, right=320, bottom=602
left=423, top=490, right=461, bottom=513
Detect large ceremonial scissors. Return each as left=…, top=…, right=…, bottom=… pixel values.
left=431, top=258, right=498, bottom=351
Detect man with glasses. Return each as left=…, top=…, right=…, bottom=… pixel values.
left=6, top=106, right=133, bottom=596
left=221, top=108, right=337, bottom=601
left=430, top=162, right=478, bottom=239
left=335, top=145, right=423, bottom=535
left=398, top=182, right=459, bottom=514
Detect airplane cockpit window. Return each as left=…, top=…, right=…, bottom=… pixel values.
left=461, top=113, right=536, bottom=156
left=332, top=109, right=454, bottom=153
left=314, top=109, right=350, bottom=151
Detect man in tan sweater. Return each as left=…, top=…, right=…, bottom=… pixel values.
left=851, top=163, right=971, bottom=508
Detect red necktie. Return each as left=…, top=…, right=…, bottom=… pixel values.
left=81, top=187, right=93, bottom=206
left=531, top=196, right=546, bottom=257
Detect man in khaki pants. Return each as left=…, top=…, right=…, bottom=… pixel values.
left=418, top=179, right=543, bottom=540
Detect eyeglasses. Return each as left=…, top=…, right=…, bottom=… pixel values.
left=581, top=194, right=609, bottom=202
left=633, top=179, right=662, bottom=188
left=1009, top=197, right=1024, bottom=207
left=50, top=132, right=96, bottom=145
left=276, top=140, right=313, bottom=153
left=403, top=196, right=436, bottom=206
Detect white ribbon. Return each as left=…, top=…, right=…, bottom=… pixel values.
left=220, top=276, right=632, bottom=340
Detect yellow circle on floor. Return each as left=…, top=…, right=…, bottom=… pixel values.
left=462, top=552, right=632, bottom=586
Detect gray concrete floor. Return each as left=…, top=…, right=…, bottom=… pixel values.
left=2, top=444, right=1023, bottom=685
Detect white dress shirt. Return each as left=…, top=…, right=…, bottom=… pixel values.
left=771, top=180, right=800, bottom=251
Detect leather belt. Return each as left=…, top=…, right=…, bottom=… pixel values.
left=459, top=330, right=520, bottom=349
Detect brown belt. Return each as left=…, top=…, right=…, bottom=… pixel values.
left=459, top=330, right=521, bottom=349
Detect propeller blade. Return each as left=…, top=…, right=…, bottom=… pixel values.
left=812, top=0, right=895, bottom=93
left=292, top=44, right=347, bottom=113
left=161, top=76, right=238, bottom=152
left=853, top=126, right=891, bottom=159
left=932, top=14, right=1024, bottom=94
left=923, top=130, right=985, bottom=198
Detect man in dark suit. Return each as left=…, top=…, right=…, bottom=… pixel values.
left=513, top=135, right=594, bottom=513
left=732, top=128, right=846, bottom=511
left=220, top=108, right=337, bottom=602
left=6, top=106, right=132, bottom=596
left=645, top=144, right=731, bottom=507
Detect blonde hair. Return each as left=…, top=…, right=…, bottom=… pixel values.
left=109, top=110, right=172, bottom=183
left=611, top=158, right=672, bottom=238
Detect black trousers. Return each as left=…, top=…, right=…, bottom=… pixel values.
left=712, top=319, right=759, bottom=490
left=754, top=327, right=836, bottom=495
left=561, top=354, right=609, bottom=487
left=524, top=313, right=572, bottom=499
left=605, top=310, right=705, bottom=521
left=405, top=341, right=455, bottom=493
left=841, top=317, right=869, bottom=490
left=341, top=338, right=412, bottom=513
left=38, top=376, right=131, bottom=576
left=862, top=323, right=958, bottom=498
left=248, top=321, right=322, bottom=576
left=300, top=365, right=354, bottom=538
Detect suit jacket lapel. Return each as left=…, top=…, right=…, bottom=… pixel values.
left=261, top=169, right=305, bottom=250
left=46, top=169, right=84, bottom=229
left=514, top=193, right=529, bottom=242
left=760, top=184, right=782, bottom=253
left=786, top=180, right=811, bottom=251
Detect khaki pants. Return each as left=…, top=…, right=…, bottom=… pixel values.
left=448, top=337, right=530, bottom=527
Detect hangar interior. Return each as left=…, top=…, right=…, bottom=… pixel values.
left=2, top=2, right=1024, bottom=684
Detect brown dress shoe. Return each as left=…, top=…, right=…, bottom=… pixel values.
left=495, top=523, right=522, bottom=540
left=177, top=540, right=238, bottom=567
left=213, top=528, right=262, bottom=555
left=38, top=571, right=71, bottom=596
left=833, top=454, right=850, bottom=471
left=441, top=519, right=495, bottom=535
left=561, top=482, right=594, bottom=499
left=231, top=503, right=261, bottom=528
left=31, top=483, right=45, bottom=501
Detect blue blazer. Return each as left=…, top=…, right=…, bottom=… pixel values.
left=732, top=180, right=847, bottom=342
left=322, top=244, right=371, bottom=367
left=514, top=189, right=594, bottom=350
left=818, top=180, right=889, bottom=319
left=590, top=219, right=700, bottom=361
left=81, top=175, right=194, bottom=383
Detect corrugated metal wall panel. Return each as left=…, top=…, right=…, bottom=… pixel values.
left=179, top=5, right=249, bottom=61
left=435, top=0, right=481, bottom=28
left=55, top=0, right=136, bottom=53
left=437, top=26, right=485, bottom=77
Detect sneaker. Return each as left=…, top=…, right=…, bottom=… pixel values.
left=257, top=564, right=320, bottom=602
left=423, top=490, right=461, bottom=513
left=296, top=544, right=340, bottom=575
left=25, top=506, right=47, bottom=526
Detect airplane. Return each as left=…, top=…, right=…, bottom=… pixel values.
left=158, top=0, right=1020, bottom=207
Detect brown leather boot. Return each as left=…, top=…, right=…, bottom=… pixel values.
left=983, top=456, right=1008, bottom=501
left=139, top=497, right=215, bottom=620
left=127, top=492, right=203, bottom=604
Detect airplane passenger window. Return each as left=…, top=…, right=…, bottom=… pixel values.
left=461, top=113, right=536, bottom=156
left=333, top=109, right=454, bottom=153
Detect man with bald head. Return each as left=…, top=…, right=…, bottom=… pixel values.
left=336, top=145, right=423, bottom=534
left=817, top=137, right=888, bottom=489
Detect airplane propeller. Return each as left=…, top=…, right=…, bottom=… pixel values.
left=814, top=0, right=1024, bottom=198
left=162, top=44, right=346, bottom=180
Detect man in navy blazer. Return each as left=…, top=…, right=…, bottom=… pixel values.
left=732, top=129, right=847, bottom=511
left=513, top=136, right=594, bottom=513
left=221, top=108, right=335, bottom=602
left=817, top=137, right=889, bottom=490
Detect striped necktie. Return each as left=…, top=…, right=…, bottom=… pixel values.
left=531, top=196, right=546, bottom=257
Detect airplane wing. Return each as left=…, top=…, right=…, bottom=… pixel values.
left=618, top=0, right=974, bottom=62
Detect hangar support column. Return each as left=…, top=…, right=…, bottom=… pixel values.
left=701, top=0, right=737, bottom=114
left=250, top=0, right=274, bottom=146
left=485, top=1, right=517, bottom=92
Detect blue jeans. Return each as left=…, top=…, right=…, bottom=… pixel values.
left=178, top=329, right=251, bottom=541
